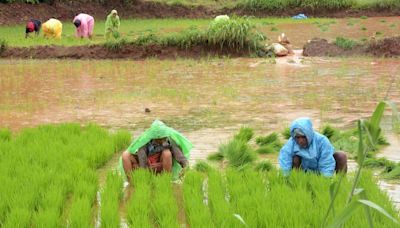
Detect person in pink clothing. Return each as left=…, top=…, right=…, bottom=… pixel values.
left=73, top=13, right=95, bottom=39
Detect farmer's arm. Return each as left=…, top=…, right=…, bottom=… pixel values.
left=170, top=139, right=188, bottom=168
left=279, top=139, right=295, bottom=175
left=136, top=146, right=148, bottom=168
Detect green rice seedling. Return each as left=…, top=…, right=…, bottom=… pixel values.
left=321, top=124, right=340, bottom=142
left=380, top=20, right=387, bottom=23
left=256, top=132, right=278, bottom=146
left=183, top=170, right=213, bottom=227
left=255, top=144, right=277, bottom=154
left=161, top=26, right=205, bottom=49
left=363, top=157, right=396, bottom=170
left=383, top=165, right=400, bottom=179
left=2, top=208, right=31, bottom=228
left=68, top=196, right=92, bottom=228
left=33, top=209, right=60, bottom=228
left=0, top=128, right=11, bottom=141
left=233, top=126, right=254, bottom=142
left=361, top=26, right=367, bottom=31
left=254, top=160, right=274, bottom=172
left=193, top=160, right=214, bottom=172
left=207, top=151, right=224, bottom=161
left=207, top=170, right=237, bottom=226
left=347, top=22, right=354, bottom=26
left=282, top=127, right=291, bottom=140
left=152, top=173, right=180, bottom=227
left=103, top=38, right=130, bottom=51
left=132, top=33, right=159, bottom=46
left=126, top=169, right=152, bottom=228
left=335, top=37, right=357, bottom=49
left=360, top=15, right=368, bottom=19
left=206, top=17, right=265, bottom=51
left=390, top=24, right=396, bottom=28
left=101, top=171, right=123, bottom=228
left=112, top=129, right=132, bottom=153
left=223, top=139, right=257, bottom=168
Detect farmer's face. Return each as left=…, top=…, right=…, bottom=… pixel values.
left=295, top=135, right=308, bottom=148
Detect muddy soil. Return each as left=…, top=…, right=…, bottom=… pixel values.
left=2, top=2, right=400, bottom=26
left=2, top=36, right=400, bottom=59
left=303, top=36, right=400, bottom=57
left=0, top=44, right=252, bottom=59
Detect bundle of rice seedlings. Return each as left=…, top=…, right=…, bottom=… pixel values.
left=194, top=161, right=213, bottom=173
left=234, top=126, right=254, bottom=142
left=223, top=139, right=257, bottom=168
left=255, top=160, right=274, bottom=172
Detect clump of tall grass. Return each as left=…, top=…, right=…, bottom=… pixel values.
left=335, top=37, right=357, bottom=49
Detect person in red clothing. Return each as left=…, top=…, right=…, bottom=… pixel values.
left=25, top=19, right=42, bottom=38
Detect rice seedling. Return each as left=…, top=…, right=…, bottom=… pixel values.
left=335, top=37, right=357, bottom=49
left=361, top=26, right=368, bottom=31
left=233, top=126, right=254, bottom=142
left=360, top=15, right=369, bottom=19
left=100, top=171, right=123, bottom=228
left=255, top=144, right=277, bottom=154
left=0, top=128, right=11, bottom=141
left=254, top=160, right=274, bottom=172
left=282, top=127, right=291, bottom=140
left=0, top=123, right=130, bottom=226
left=152, top=173, right=180, bottom=227
left=207, top=151, right=224, bottom=161
left=193, top=160, right=214, bottom=172
left=207, top=170, right=238, bottom=226
left=126, top=169, right=152, bottom=227
left=182, top=170, right=213, bottom=227
left=223, top=139, right=257, bottom=168
left=384, top=165, right=400, bottom=179
left=321, top=124, right=340, bottom=141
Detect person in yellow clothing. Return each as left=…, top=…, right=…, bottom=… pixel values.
left=42, top=18, right=63, bottom=39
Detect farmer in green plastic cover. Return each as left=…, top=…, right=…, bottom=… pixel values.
left=121, top=120, right=191, bottom=182
left=105, top=9, right=120, bottom=39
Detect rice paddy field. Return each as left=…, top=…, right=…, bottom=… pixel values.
left=1, top=16, right=400, bottom=227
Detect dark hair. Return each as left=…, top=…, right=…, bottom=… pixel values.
left=73, top=19, right=81, bottom=28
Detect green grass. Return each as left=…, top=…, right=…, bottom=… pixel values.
left=335, top=37, right=357, bottom=49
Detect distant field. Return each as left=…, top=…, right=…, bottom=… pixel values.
left=0, top=18, right=336, bottom=47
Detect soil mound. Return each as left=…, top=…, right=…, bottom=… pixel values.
left=0, top=44, right=250, bottom=60
left=303, top=37, right=400, bottom=57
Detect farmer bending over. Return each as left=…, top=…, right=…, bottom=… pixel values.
left=25, top=19, right=41, bottom=38
left=121, top=120, right=191, bottom=182
left=73, top=13, right=95, bottom=39
left=42, top=18, right=63, bottom=39
left=105, top=9, right=120, bottom=39
left=279, top=117, right=347, bottom=177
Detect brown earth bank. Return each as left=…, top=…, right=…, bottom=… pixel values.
left=303, top=36, right=400, bottom=57
left=1, top=36, right=399, bottom=59
left=2, top=2, right=400, bottom=26
left=0, top=44, right=252, bottom=59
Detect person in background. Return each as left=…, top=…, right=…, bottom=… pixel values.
left=73, top=13, right=95, bottom=39
left=120, top=120, right=191, bottom=182
left=105, top=9, right=120, bottom=39
left=42, top=18, right=63, bottom=39
left=279, top=117, right=348, bottom=177
left=25, top=19, right=41, bottom=38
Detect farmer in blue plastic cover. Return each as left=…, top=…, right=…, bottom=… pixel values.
left=279, top=117, right=347, bottom=177
left=121, top=120, right=191, bottom=182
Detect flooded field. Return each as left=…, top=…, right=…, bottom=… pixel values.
left=1, top=16, right=400, bottom=216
